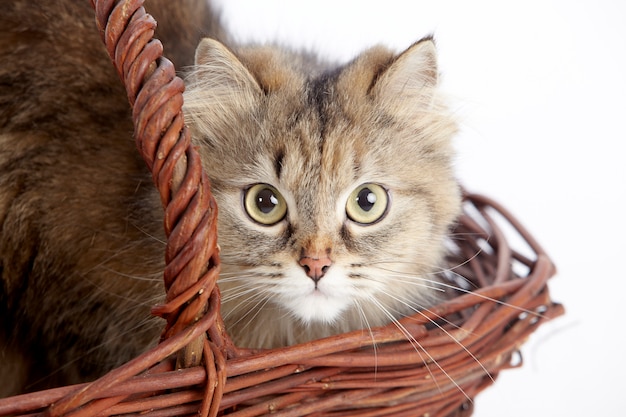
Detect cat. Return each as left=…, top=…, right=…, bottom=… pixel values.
left=0, top=0, right=460, bottom=397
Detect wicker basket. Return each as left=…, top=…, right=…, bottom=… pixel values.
left=0, top=1, right=564, bottom=416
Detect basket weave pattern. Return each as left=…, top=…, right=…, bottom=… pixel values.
left=0, top=1, right=564, bottom=416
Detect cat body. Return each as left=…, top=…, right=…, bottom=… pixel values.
left=0, top=0, right=460, bottom=396
left=0, top=0, right=219, bottom=396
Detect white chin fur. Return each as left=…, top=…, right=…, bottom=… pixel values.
left=277, top=266, right=355, bottom=324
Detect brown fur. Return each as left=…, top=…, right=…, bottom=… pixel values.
left=0, top=0, right=221, bottom=397
left=0, top=0, right=460, bottom=396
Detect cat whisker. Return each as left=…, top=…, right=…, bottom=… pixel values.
left=360, top=266, right=447, bottom=294
left=373, top=287, right=494, bottom=387
left=217, top=273, right=261, bottom=282
left=351, top=297, right=379, bottom=369
left=358, top=273, right=465, bottom=335
left=130, top=223, right=167, bottom=246
left=221, top=284, right=269, bottom=304
left=96, top=266, right=163, bottom=282
left=370, top=264, right=544, bottom=319
left=365, top=295, right=471, bottom=401
left=82, top=281, right=163, bottom=308
left=220, top=279, right=266, bottom=298
left=232, top=295, right=275, bottom=330
left=220, top=285, right=275, bottom=322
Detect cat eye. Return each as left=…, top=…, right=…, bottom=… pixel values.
left=244, top=184, right=287, bottom=225
left=346, top=183, right=389, bottom=225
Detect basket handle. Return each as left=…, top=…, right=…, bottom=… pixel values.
left=42, top=1, right=226, bottom=416
left=93, top=0, right=224, bottom=357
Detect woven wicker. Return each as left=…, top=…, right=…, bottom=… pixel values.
left=0, top=1, right=564, bottom=416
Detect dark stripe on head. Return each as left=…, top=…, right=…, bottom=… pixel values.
left=274, top=147, right=285, bottom=179
left=306, top=67, right=342, bottom=139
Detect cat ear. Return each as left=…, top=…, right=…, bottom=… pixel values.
left=184, top=38, right=263, bottom=140
left=192, top=38, right=263, bottom=97
left=372, top=38, right=439, bottom=111
left=185, top=38, right=262, bottom=115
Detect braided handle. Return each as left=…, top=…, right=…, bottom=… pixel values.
left=43, top=1, right=226, bottom=415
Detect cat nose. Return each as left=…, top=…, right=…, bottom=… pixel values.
left=299, top=253, right=332, bottom=283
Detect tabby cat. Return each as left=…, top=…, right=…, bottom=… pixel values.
left=0, top=0, right=460, bottom=396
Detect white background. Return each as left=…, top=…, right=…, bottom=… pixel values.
left=211, top=1, right=626, bottom=415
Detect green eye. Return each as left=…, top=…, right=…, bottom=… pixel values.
left=346, top=183, right=389, bottom=225
left=244, top=184, right=287, bottom=225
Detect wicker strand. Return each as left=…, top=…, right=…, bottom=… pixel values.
left=34, top=1, right=225, bottom=416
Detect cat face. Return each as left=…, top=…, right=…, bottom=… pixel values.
left=183, top=38, right=461, bottom=347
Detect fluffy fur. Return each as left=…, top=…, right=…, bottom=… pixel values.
left=0, top=0, right=220, bottom=396
left=0, top=0, right=460, bottom=396
left=184, top=38, right=460, bottom=347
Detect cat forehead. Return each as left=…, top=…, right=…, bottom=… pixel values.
left=236, top=46, right=322, bottom=93
left=237, top=43, right=395, bottom=108
left=255, top=67, right=388, bottom=156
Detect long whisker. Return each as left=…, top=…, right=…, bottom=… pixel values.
left=220, top=283, right=268, bottom=306
left=96, top=266, right=163, bottom=282
left=366, top=296, right=471, bottom=401
left=375, top=287, right=495, bottom=385
left=371, top=264, right=544, bottom=318
left=351, top=296, right=379, bottom=373
left=220, top=284, right=276, bottom=328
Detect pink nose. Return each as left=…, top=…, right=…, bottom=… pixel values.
left=299, top=254, right=332, bottom=282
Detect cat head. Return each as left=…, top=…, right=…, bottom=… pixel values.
left=183, top=37, right=461, bottom=347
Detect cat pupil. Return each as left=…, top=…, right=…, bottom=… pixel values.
left=257, top=188, right=278, bottom=213
left=356, top=188, right=376, bottom=212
